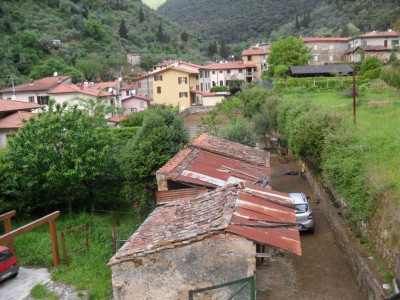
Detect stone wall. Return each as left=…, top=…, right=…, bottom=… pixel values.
left=111, top=234, right=256, bottom=300
left=305, top=167, right=387, bottom=300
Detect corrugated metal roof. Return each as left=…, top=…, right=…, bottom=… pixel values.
left=290, top=64, right=353, bottom=75
left=156, top=187, right=208, bottom=205
left=108, top=183, right=300, bottom=266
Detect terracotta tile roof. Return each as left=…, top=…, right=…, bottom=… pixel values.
left=242, top=49, right=270, bottom=55
left=121, top=95, right=151, bottom=102
left=120, top=83, right=135, bottom=91
left=0, top=76, right=71, bottom=93
left=94, top=80, right=120, bottom=90
left=202, top=61, right=256, bottom=70
left=108, top=115, right=126, bottom=123
left=108, top=183, right=300, bottom=265
left=133, top=72, right=151, bottom=80
left=0, top=99, right=41, bottom=113
left=47, top=83, right=112, bottom=97
left=0, top=111, right=35, bottom=129
left=301, top=37, right=351, bottom=42
left=191, top=133, right=270, bottom=166
left=156, top=187, right=209, bottom=205
left=345, top=45, right=390, bottom=54
left=358, top=30, right=400, bottom=38
left=191, top=90, right=230, bottom=97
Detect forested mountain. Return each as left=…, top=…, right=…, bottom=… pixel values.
left=0, top=0, right=209, bottom=88
left=158, top=0, right=400, bottom=43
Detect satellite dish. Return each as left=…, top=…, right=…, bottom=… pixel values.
left=108, top=87, right=113, bottom=93
left=118, top=77, right=122, bottom=82
left=54, top=71, right=58, bottom=77
left=11, top=95, right=16, bottom=100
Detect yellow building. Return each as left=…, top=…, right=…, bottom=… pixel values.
left=242, top=49, right=270, bottom=81
left=152, top=65, right=200, bottom=111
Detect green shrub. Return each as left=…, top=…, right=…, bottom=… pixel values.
left=363, top=67, right=381, bottom=80
left=218, top=117, right=257, bottom=147
left=109, top=127, right=140, bottom=145
left=120, top=111, right=147, bottom=127
left=210, top=86, right=229, bottom=92
left=360, top=57, right=383, bottom=75
left=368, top=79, right=388, bottom=94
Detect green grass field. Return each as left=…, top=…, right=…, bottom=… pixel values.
left=283, top=84, right=400, bottom=196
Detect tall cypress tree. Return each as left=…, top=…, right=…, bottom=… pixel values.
left=157, top=23, right=164, bottom=42
left=118, top=19, right=128, bottom=39
left=139, top=6, right=145, bottom=23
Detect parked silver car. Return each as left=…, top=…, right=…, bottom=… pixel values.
left=290, top=192, right=315, bottom=234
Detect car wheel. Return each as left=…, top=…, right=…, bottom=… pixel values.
left=11, top=272, right=18, bottom=278
left=308, top=227, right=315, bottom=234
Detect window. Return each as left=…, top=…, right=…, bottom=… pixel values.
left=226, top=80, right=230, bottom=87
left=155, top=75, right=163, bottom=81
left=205, top=71, right=209, bottom=78
left=130, top=108, right=137, bottom=113
left=137, top=82, right=142, bottom=88
left=313, top=44, right=317, bottom=50
left=227, top=69, right=231, bottom=74
left=239, top=69, right=243, bottom=73
left=313, top=55, right=318, bottom=62
left=362, top=40, right=367, bottom=46
left=140, top=102, right=144, bottom=109
left=212, top=81, right=216, bottom=87
left=200, top=83, right=203, bottom=91
left=219, top=70, right=223, bottom=74
left=329, top=44, right=334, bottom=50
left=28, top=96, right=34, bottom=102
left=248, top=55, right=252, bottom=61
left=178, top=77, right=187, bottom=84
left=196, top=85, right=199, bottom=90
left=179, top=92, right=188, bottom=98
left=37, top=96, right=49, bottom=105
left=392, top=40, right=399, bottom=46
left=220, top=80, right=223, bottom=86
left=329, top=54, right=334, bottom=61
left=110, top=98, right=115, bottom=106
left=212, top=71, right=216, bottom=74
left=157, top=87, right=161, bottom=94
left=125, top=91, right=129, bottom=96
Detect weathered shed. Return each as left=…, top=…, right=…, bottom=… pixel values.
left=109, top=183, right=300, bottom=300
left=156, top=133, right=271, bottom=193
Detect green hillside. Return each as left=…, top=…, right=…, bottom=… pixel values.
left=158, top=0, right=400, bottom=43
left=0, top=0, right=209, bottom=88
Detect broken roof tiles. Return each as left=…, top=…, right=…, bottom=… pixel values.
left=108, top=183, right=300, bottom=266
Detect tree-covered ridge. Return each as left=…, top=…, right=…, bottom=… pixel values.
left=0, top=0, right=209, bottom=88
left=158, top=0, right=400, bottom=43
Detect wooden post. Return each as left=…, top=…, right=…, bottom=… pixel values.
left=49, top=219, right=60, bottom=267
left=0, top=210, right=16, bottom=253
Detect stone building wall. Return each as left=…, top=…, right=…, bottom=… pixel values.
left=111, top=234, right=256, bottom=300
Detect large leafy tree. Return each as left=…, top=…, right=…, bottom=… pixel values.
left=267, top=36, right=312, bottom=78
left=5, top=101, right=119, bottom=215
left=121, top=105, right=189, bottom=213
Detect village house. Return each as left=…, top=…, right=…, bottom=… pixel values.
left=0, top=99, right=41, bottom=148
left=46, top=81, right=114, bottom=107
left=344, top=30, right=400, bottom=63
left=132, top=72, right=153, bottom=103
left=242, top=49, right=270, bottom=81
left=190, top=90, right=230, bottom=106
left=289, top=64, right=353, bottom=77
left=109, top=183, right=301, bottom=300
left=198, top=61, right=256, bottom=91
left=0, top=76, right=71, bottom=105
left=301, top=37, right=350, bottom=65
left=152, top=61, right=202, bottom=111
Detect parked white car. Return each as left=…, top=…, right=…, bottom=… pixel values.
left=290, top=192, right=315, bottom=234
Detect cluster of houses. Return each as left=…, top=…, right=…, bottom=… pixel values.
left=108, top=133, right=301, bottom=299
left=1, top=29, right=398, bottom=148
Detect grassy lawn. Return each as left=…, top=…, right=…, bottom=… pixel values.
left=283, top=86, right=400, bottom=195
left=9, top=211, right=142, bottom=299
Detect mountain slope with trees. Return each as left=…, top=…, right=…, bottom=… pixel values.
left=158, top=0, right=400, bottom=43
left=0, top=0, right=209, bottom=88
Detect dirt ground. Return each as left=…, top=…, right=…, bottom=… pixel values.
left=255, top=151, right=365, bottom=300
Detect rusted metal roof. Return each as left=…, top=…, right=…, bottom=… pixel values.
left=159, top=147, right=270, bottom=189
left=156, top=187, right=208, bottom=205
left=108, top=183, right=300, bottom=266
left=190, top=133, right=270, bottom=167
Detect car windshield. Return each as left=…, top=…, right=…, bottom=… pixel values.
left=295, top=204, right=308, bottom=213
left=0, top=250, right=13, bottom=263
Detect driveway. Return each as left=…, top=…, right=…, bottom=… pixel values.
left=0, top=267, right=51, bottom=300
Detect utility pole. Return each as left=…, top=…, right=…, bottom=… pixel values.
left=352, top=68, right=356, bottom=125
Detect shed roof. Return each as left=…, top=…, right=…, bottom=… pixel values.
left=242, top=49, right=270, bottom=56
left=0, top=99, right=41, bottom=113
left=202, top=61, right=256, bottom=70
left=47, top=83, right=112, bottom=97
left=108, top=183, right=300, bottom=265
left=190, top=133, right=269, bottom=167
left=301, top=37, right=350, bottom=43
left=290, top=64, right=353, bottom=75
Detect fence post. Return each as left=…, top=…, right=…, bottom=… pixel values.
left=49, top=219, right=60, bottom=267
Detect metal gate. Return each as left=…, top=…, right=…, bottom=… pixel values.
left=188, top=276, right=255, bottom=300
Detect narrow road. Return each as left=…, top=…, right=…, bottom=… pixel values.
left=259, top=152, right=365, bottom=300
